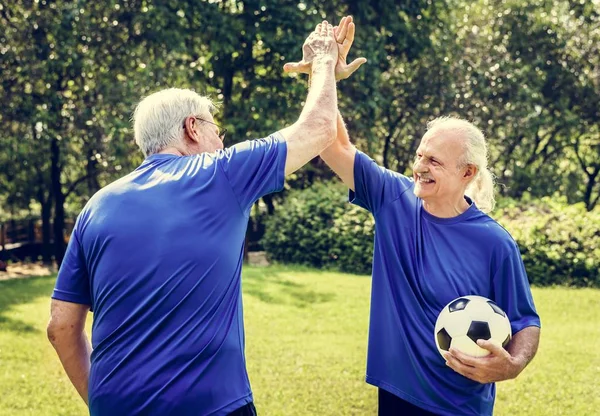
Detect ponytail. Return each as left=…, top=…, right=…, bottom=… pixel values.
left=466, top=168, right=495, bottom=213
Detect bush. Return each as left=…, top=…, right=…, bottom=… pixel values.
left=263, top=183, right=600, bottom=287
left=496, top=197, right=600, bottom=287
left=261, top=181, right=374, bottom=275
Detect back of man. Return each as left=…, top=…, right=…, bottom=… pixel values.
left=49, top=20, right=354, bottom=415
left=55, top=137, right=286, bottom=415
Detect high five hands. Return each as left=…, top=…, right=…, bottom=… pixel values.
left=284, top=16, right=367, bottom=81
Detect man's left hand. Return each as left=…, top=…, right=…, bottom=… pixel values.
left=443, top=339, right=524, bottom=384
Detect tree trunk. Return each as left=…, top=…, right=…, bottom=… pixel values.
left=583, top=166, right=599, bottom=212
left=41, top=197, right=52, bottom=264
left=51, top=137, right=66, bottom=266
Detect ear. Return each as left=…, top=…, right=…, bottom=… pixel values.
left=183, top=117, right=200, bottom=144
left=463, top=164, right=478, bottom=181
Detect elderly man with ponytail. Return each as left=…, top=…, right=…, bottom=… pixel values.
left=281, top=16, right=540, bottom=415
left=318, top=110, right=541, bottom=415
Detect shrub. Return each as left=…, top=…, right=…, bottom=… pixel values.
left=263, top=183, right=600, bottom=287
left=261, top=181, right=374, bottom=275
left=496, top=197, right=600, bottom=287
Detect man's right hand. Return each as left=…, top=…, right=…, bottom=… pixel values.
left=294, top=20, right=338, bottom=72
left=284, top=16, right=366, bottom=81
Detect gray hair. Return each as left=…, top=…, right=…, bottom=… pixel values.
left=132, top=88, right=216, bottom=156
left=427, top=116, right=496, bottom=213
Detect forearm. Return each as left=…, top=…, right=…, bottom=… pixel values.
left=50, top=332, right=92, bottom=404
left=280, top=58, right=337, bottom=175
left=320, top=111, right=356, bottom=189
left=298, top=58, right=337, bottom=145
left=507, top=326, right=540, bottom=374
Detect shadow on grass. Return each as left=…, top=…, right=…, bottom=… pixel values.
left=242, top=266, right=335, bottom=308
left=0, top=275, right=56, bottom=334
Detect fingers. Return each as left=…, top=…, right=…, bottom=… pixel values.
left=336, top=16, right=349, bottom=43
left=346, top=21, right=356, bottom=43
left=477, top=339, right=506, bottom=356
left=448, top=348, right=479, bottom=368
left=346, top=57, right=367, bottom=72
left=314, top=22, right=322, bottom=36
left=283, top=61, right=311, bottom=74
left=443, top=352, right=476, bottom=378
left=327, top=22, right=334, bottom=39
left=320, top=20, right=328, bottom=36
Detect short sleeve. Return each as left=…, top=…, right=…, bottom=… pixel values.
left=218, top=132, right=287, bottom=212
left=52, top=223, right=92, bottom=309
left=349, top=150, right=413, bottom=213
left=492, top=243, right=541, bottom=334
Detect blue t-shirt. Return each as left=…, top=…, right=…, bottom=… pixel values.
left=351, top=151, right=540, bottom=416
left=52, top=134, right=287, bottom=416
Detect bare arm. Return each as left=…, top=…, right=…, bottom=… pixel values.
left=279, top=21, right=338, bottom=176
left=505, top=326, right=540, bottom=374
left=320, top=111, right=357, bottom=190
left=444, top=325, right=540, bottom=384
left=47, top=299, right=92, bottom=405
left=287, top=17, right=364, bottom=189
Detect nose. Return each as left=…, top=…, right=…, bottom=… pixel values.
left=413, top=158, right=427, bottom=173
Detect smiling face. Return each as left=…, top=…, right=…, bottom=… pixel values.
left=412, top=131, right=472, bottom=207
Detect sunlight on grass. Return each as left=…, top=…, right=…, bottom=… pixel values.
left=0, top=266, right=598, bottom=415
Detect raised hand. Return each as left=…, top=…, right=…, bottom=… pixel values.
left=332, top=15, right=367, bottom=80
left=290, top=20, right=338, bottom=72
left=284, top=16, right=366, bottom=81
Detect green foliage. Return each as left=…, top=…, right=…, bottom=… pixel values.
left=262, top=181, right=374, bottom=275
left=1, top=0, right=599, bottom=262
left=497, top=197, right=600, bottom=287
left=264, top=185, right=600, bottom=286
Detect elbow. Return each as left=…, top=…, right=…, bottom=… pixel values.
left=313, top=116, right=337, bottom=148
left=299, top=109, right=337, bottom=146
left=47, top=319, right=64, bottom=347
left=47, top=320, right=58, bottom=346
left=323, top=118, right=337, bottom=147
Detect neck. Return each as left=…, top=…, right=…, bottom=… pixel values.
left=422, top=196, right=470, bottom=218
left=157, top=146, right=186, bottom=156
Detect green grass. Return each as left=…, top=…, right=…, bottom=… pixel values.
left=0, top=266, right=598, bottom=415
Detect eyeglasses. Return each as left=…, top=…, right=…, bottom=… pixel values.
left=185, top=116, right=227, bottom=141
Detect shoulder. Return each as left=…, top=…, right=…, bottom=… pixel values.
left=467, top=212, right=520, bottom=255
left=355, top=150, right=415, bottom=189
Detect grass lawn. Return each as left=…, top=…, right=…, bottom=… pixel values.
left=0, top=265, right=598, bottom=415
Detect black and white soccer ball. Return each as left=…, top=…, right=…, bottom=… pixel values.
left=434, top=295, right=512, bottom=358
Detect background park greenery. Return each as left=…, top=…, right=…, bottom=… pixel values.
left=1, top=2, right=599, bottom=415
left=1, top=0, right=599, bottom=277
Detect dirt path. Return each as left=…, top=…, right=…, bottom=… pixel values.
left=0, top=252, right=268, bottom=282
left=0, top=262, right=56, bottom=281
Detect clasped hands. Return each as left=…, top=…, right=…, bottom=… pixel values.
left=283, top=16, right=367, bottom=81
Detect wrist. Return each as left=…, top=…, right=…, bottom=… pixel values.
left=311, top=57, right=336, bottom=71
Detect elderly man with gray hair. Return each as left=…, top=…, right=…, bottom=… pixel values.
left=46, top=19, right=364, bottom=416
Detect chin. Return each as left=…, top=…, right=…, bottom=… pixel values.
left=413, top=186, right=424, bottom=199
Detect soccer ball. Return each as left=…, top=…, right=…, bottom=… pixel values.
left=434, top=295, right=512, bottom=358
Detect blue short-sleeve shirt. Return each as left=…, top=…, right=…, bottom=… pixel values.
left=52, top=134, right=287, bottom=416
left=351, top=150, right=540, bottom=416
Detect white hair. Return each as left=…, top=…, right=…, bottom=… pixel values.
left=132, top=88, right=216, bottom=156
left=427, top=116, right=496, bottom=213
